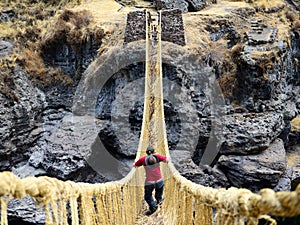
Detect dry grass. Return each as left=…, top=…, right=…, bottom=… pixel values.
left=40, top=9, right=104, bottom=51
left=15, top=48, right=73, bottom=89
left=285, top=11, right=298, bottom=22
left=249, top=0, right=284, bottom=8
left=0, top=1, right=80, bottom=94
left=293, top=20, right=300, bottom=30
left=0, top=55, right=19, bottom=101
left=251, top=51, right=276, bottom=71
left=291, top=116, right=300, bottom=131
left=218, top=45, right=242, bottom=99
left=0, top=0, right=107, bottom=95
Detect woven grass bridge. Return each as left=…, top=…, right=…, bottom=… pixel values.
left=1, top=11, right=300, bottom=225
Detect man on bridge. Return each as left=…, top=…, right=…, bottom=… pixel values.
left=133, top=146, right=169, bottom=215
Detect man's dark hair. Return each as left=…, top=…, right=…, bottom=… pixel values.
left=146, top=146, right=155, bottom=155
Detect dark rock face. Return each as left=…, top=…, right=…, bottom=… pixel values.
left=0, top=35, right=103, bottom=223
left=0, top=9, right=15, bottom=22
left=95, top=63, right=185, bottom=158
left=186, top=0, right=206, bottom=11
left=25, top=112, right=110, bottom=182
left=218, top=138, right=287, bottom=192
left=0, top=66, right=45, bottom=171
left=8, top=197, right=45, bottom=225
left=235, top=35, right=298, bottom=112
left=0, top=40, right=13, bottom=58
left=156, top=0, right=189, bottom=12
left=42, top=35, right=100, bottom=78
left=220, top=113, right=284, bottom=155
left=291, top=30, right=300, bottom=85
left=171, top=150, right=230, bottom=188
left=236, top=54, right=274, bottom=101
left=273, top=166, right=293, bottom=192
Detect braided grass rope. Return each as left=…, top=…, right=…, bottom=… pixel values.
left=0, top=169, right=299, bottom=225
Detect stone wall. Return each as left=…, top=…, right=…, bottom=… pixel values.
left=124, top=11, right=146, bottom=44
left=161, top=9, right=185, bottom=46
left=123, top=9, right=185, bottom=46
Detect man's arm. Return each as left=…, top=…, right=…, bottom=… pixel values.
left=162, top=157, right=170, bottom=163
left=156, top=154, right=170, bottom=163
left=133, top=157, right=144, bottom=167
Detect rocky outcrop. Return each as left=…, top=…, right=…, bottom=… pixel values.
left=220, top=113, right=285, bottom=155
left=291, top=30, right=300, bottom=85
left=186, top=0, right=206, bottom=11
left=0, top=8, right=15, bottom=22
left=42, top=36, right=100, bottom=78
left=0, top=3, right=300, bottom=223
left=156, top=0, right=189, bottom=12
left=8, top=197, right=45, bottom=225
left=218, top=138, right=287, bottom=192
left=171, top=150, right=229, bottom=188
left=155, top=0, right=206, bottom=12
left=0, top=66, right=45, bottom=171
left=0, top=40, right=13, bottom=58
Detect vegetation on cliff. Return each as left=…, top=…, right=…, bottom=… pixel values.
left=0, top=0, right=105, bottom=98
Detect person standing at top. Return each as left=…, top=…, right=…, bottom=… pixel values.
left=151, top=25, right=158, bottom=46
left=133, top=146, right=169, bottom=215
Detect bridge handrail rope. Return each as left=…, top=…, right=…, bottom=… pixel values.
left=1, top=10, right=300, bottom=225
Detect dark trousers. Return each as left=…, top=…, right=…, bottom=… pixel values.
left=144, top=179, right=164, bottom=209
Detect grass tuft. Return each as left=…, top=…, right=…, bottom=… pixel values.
left=0, top=1, right=105, bottom=97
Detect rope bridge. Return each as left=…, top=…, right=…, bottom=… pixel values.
left=1, top=11, right=300, bottom=225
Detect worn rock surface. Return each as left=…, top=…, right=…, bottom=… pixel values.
left=219, top=113, right=285, bottom=155
left=155, top=0, right=189, bottom=12
left=0, top=66, right=45, bottom=171
left=218, top=139, right=287, bottom=191
left=0, top=40, right=13, bottom=58
left=155, top=0, right=206, bottom=12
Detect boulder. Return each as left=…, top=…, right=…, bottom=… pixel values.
left=186, top=0, right=206, bottom=11
left=33, top=113, right=114, bottom=182
left=171, top=150, right=229, bottom=188
left=218, top=138, right=287, bottom=192
left=155, top=0, right=206, bottom=12
left=8, top=197, right=45, bottom=225
left=220, top=113, right=285, bottom=155
left=155, top=0, right=189, bottom=12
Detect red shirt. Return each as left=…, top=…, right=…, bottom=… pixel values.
left=134, top=154, right=167, bottom=182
